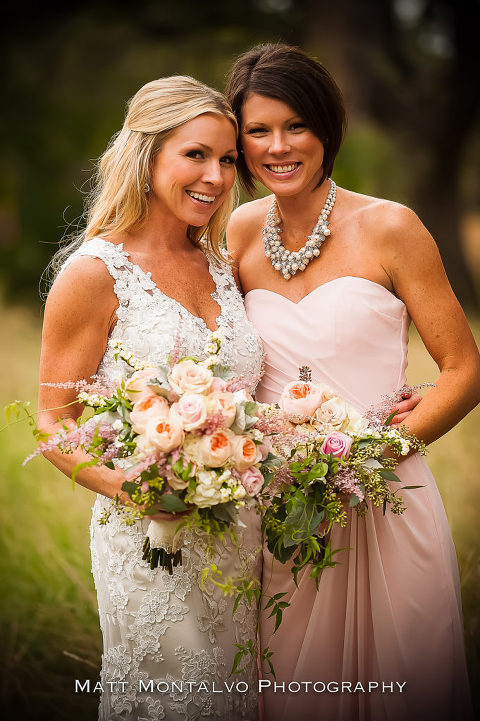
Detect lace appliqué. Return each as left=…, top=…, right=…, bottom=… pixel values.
left=63, top=239, right=264, bottom=721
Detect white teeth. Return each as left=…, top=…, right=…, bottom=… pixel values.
left=186, top=190, right=215, bottom=202
left=268, top=164, right=299, bottom=173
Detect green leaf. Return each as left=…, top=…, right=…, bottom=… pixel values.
left=121, top=480, right=140, bottom=497
left=211, top=364, right=233, bottom=380
left=383, top=410, right=397, bottom=427
left=212, top=501, right=237, bottom=523
left=401, top=485, right=425, bottom=490
left=159, top=494, right=188, bottom=512
left=379, top=469, right=401, bottom=482
left=349, top=494, right=360, bottom=507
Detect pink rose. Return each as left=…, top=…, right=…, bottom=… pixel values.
left=257, top=437, right=272, bottom=461
left=207, top=391, right=237, bottom=428
left=239, top=466, right=264, bottom=497
left=198, top=429, right=233, bottom=467
left=130, top=395, right=170, bottom=433
left=231, top=435, right=262, bottom=471
left=279, top=381, right=324, bottom=421
left=169, top=359, right=213, bottom=395
left=321, top=432, right=353, bottom=459
left=138, top=416, right=184, bottom=454
left=125, top=369, right=159, bottom=403
left=170, top=394, right=207, bottom=431
left=211, top=377, right=227, bottom=392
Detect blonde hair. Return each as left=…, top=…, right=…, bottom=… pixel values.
left=49, top=76, right=237, bottom=281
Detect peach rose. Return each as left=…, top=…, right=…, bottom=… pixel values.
left=231, top=435, right=261, bottom=471
left=321, top=431, right=352, bottom=459
left=239, top=466, right=264, bottom=497
left=233, top=389, right=254, bottom=404
left=197, top=429, right=233, bottom=467
left=169, top=359, right=213, bottom=395
left=170, top=394, right=207, bottom=431
left=211, top=377, right=227, bottom=392
left=207, top=391, right=237, bottom=428
left=125, top=368, right=159, bottom=403
left=279, top=381, right=324, bottom=421
left=138, top=416, right=184, bottom=454
left=130, top=395, right=170, bottom=433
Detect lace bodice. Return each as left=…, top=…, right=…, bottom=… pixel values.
left=63, top=237, right=263, bottom=391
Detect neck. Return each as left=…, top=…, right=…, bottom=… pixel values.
left=121, top=199, right=196, bottom=255
left=274, top=177, right=332, bottom=233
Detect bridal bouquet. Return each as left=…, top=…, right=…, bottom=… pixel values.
left=258, top=369, right=426, bottom=588
left=17, top=333, right=280, bottom=572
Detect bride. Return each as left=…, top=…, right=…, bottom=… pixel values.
left=38, top=76, right=263, bottom=721
left=225, top=44, right=479, bottom=720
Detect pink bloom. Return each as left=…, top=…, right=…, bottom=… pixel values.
left=239, top=466, right=264, bottom=497
left=211, top=377, right=227, bottom=392
left=169, top=359, right=213, bottom=395
left=279, top=381, right=324, bottom=421
left=137, top=417, right=184, bottom=455
left=321, top=432, right=353, bottom=459
left=170, top=394, right=207, bottom=431
left=206, top=391, right=236, bottom=428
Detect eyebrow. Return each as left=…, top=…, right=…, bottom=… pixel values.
left=185, top=142, right=237, bottom=154
left=243, top=115, right=302, bottom=129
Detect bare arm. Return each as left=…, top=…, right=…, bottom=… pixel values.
left=384, top=206, right=480, bottom=444
left=38, top=256, right=128, bottom=499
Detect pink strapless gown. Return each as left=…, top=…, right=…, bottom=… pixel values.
left=245, top=277, right=473, bottom=721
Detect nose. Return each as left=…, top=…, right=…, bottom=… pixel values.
left=202, top=160, right=223, bottom=187
left=269, top=131, right=290, bottom=155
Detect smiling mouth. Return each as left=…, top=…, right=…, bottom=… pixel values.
left=186, top=190, right=216, bottom=204
left=264, top=162, right=301, bottom=175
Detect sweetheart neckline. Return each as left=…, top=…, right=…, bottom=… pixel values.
left=244, top=275, right=405, bottom=307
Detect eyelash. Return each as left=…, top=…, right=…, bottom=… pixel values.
left=246, top=123, right=306, bottom=135
left=185, top=150, right=236, bottom=165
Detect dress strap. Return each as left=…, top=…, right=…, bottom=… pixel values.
left=60, top=238, right=156, bottom=306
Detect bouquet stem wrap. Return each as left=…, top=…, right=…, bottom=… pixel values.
left=142, top=519, right=185, bottom=573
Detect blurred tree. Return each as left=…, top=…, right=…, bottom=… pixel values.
left=1, top=0, right=478, bottom=306
left=300, top=0, right=480, bottom=307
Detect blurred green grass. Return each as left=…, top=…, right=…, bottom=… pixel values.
left=0, top=303, right=478, bottom=719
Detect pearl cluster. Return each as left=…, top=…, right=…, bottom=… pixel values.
left=263, top=178, right=336, bottom=280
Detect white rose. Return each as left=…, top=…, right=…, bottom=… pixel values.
left=169, top=359, right=213, bottom=395
left=314, top=397, right=348, bottom=430
left=344, top=407, right=369, bottom=435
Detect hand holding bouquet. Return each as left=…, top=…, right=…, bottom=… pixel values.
left=16, top=333, right=280, bottom=572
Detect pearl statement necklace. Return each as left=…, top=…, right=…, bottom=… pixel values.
left=263, top=178, right=336, bottom=280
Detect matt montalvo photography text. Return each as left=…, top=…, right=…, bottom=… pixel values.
left=75, top=679, right=407, bottom=695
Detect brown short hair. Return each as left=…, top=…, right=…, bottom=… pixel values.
left=225, top=43, right=347, bottom=195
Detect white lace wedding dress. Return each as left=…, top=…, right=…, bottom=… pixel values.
left=62, top=238, right=264, bottom=721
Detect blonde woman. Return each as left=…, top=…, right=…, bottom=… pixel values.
left=39, top=77, right=263, bottom=721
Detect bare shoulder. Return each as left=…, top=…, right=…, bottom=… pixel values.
left=46, top=254, right=117, bottom=326
left=227, top=196, right=272, bottom=257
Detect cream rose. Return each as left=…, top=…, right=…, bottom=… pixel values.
left=233, top=389, right=254, bottom=404
left=279, top=381, right=324, bottom=421
left=197, top=429, right=233, bottom=467
left=169, top=359, right=213, bottom=395
left=125, top=368, right=158, bottom=403
left=314, top=397, right=348, bottom=430
left=345, top=407, right=370, bottom=435
left=207, top=391, right=237, bottom=428
left=170, top=394, right=207, bottom=431
left=130, top=395, right=170, bottom=433
left=239, top=466, right=264, bottom=496
left=231, top=435, right=261, bottom=471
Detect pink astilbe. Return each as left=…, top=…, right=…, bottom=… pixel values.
left=365, top=383, right=435, bottom=428
left=196, top=410, right=227, bottom=435
left=168, top=316, right=184, bottom=368
left=22, top=416, right=120, bottom=466
left=41, top=374, right=117, bottom=397
left=334, top=467, right=364, bottom=502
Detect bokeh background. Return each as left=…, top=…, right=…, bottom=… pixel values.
left=1, top=1, right=479, bottom=719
